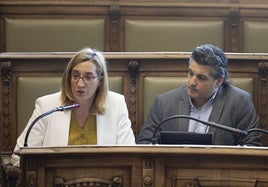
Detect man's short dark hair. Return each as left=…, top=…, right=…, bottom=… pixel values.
left=189, top=44, right=230, bottom=86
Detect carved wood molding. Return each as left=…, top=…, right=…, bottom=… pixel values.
left=228, top=8, right=240, bottom=52
left=258, top=62, right=268, bottom=129
left=26, top=171, right=36, bottom=187
left=0, top=61, right=12, bottom=153
left=128, top=60, right=140, bottom=135
left=54, top=176, right=123, bottom=187
left=259, top=61, right=268, bottom=77
left=109, top=5, right=121, bottom=52
left=142, top=157, right=154, bottom=186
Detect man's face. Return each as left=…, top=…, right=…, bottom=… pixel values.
left=187, top=60, right=223, bottom=107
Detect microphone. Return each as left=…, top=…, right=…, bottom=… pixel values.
left=151, top=115, right=248, bottom=145
left=23, top=103, right=80, bottom=147
left=55, top=103, right=80, bottom=111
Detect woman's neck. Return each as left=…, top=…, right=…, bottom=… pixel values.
left=74, top=100, right=93, bottom=128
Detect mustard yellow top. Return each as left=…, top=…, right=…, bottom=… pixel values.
left=68, top=111, right=97, bottom=145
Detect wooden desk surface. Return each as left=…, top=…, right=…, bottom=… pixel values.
left=16, top=144, right=268, bottom=156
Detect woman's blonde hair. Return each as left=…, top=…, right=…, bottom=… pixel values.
left=60, top=47, right=109, bottom=115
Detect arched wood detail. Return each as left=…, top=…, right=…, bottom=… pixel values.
left=54, top=176, right=123, bottom=187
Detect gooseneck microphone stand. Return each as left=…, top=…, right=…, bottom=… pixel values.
left=151, top=115, right=268, bottom=145
left=24, top=103, right=80, bottom=147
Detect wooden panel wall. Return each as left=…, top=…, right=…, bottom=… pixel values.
left=1, top=0, right=268, bottom=52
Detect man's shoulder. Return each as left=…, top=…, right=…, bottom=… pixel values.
left=222, top=84, right=250, bottom=97
left=219, top=84, right=252, bottom=103
left=159, top=85, right=187, bottom=98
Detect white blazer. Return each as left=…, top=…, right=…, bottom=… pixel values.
left=12, top=91, right=135, bottom=166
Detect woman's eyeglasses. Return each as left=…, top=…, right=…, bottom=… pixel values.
left=71, top=71, right=98, bottom=82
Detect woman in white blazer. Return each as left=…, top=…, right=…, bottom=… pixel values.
left=12, top=47, right=135, bottom=167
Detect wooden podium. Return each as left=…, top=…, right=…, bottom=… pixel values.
left=15, top=145, right=268, bottom=187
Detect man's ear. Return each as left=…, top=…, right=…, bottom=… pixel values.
left=216, top=77, right=224, bottom=88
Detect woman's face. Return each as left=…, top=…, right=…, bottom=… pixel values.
left=70, top=61, right=100, bottom=105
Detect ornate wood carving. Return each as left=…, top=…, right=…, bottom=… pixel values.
left=128, top=60, right=140, bottom=134
left=258, top=62, right=268, bottom=130
left=228, top=8, right=240, bottom=52
left=109, top=5, right=121, bottom=52
left=0, top=61, right=12, bottom=153
left=54, top=176, right=123, bottom=187
left=26, top=171, right=36, bottom=187
left=142, top=157, right=154, bottom=186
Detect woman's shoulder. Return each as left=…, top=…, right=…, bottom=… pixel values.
left=35, top=92, right=62, bottom=110
left=106, top=91, right=126, bottom=106
left=36, top=92, right=61, bottom=102
left=107, top=91, right=124, bottom=100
